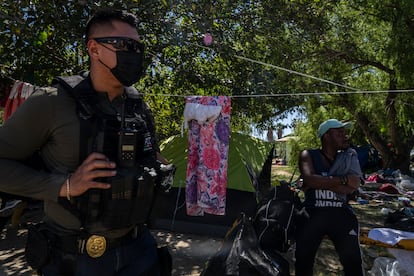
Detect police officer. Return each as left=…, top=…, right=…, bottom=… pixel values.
left=0, top=9, right=163, bottom=275
left=295, top=119, right=364, bottom=276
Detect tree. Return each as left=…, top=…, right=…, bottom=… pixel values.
left=139, top=0, right=311, bottom=139
left=274, top=0, right=414, bottom=174
left=0, top=0, right=91, bottom=84
left=297, top=0, right=414, bottom=174
left=1, top=0, right=414, bottom=174
left=1, top=0, right=308, bottom=141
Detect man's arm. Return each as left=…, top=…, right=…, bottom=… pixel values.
left=299, top=149, right=359, bottom=194
left=0, top=89, right=114, bottom=201
left=0, top=158, right=66, bottom=201
left=0, top=89, right=64, bottom=201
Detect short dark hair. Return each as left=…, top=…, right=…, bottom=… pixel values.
left=85, top=9, right=138, bottom=42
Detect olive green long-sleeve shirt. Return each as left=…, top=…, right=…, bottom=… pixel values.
left=0, top=86, right=81, bottom=228
left=0, top=82, right=158, bottom=231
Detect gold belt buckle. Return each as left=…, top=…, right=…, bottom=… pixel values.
left=86, top=235, right=106, bottom=258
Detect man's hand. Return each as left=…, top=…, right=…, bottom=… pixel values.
left=345, top=175, right=361, bottom=191
left=60, top=152, right=115, bottom=198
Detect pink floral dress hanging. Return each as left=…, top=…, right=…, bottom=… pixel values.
left=184, top=96, right=231, bottom=216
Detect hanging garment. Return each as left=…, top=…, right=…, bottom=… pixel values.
left=3, top=81, right=35, bottom=121
left=184, top=96, right=231, bottom=216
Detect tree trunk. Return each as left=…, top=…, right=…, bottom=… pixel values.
left=339, top=89, right=413, bottom=174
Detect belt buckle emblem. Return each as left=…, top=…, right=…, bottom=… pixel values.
left=86, top=235, right=106, bottom=258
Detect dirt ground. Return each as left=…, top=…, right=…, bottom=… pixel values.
left=0, top=221, right=222, bottom=276
left=0, top=199, right=222, bottom=276
left=0, top=199, right=393, bottom=276
left=0, top=228, right=223, bottom=276
left=0, top=165, right=401, bottom=276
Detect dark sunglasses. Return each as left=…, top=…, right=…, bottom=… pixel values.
left=93, top=37, right=144, bottom=53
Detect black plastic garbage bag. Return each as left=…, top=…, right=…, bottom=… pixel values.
left=201, top=214, right=290, bottom=276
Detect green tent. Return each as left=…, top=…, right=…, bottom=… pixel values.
left=150, top=132, right=274, bottom=236
left=159, top=131, right=273, bottom=192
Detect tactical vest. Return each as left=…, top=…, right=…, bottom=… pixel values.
left=53, top=72, right=157, bottom=234
left=302, top=149, right=348, bottom=209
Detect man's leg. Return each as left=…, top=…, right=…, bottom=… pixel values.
left=295, top=209, right=326, bottom=276
left=329, top=209, right=365, bottom=276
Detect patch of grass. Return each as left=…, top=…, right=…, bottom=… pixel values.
left=272, top=165, right=300, bottom=183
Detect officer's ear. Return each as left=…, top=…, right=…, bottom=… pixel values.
left=87, top=39, right=100, bottom=58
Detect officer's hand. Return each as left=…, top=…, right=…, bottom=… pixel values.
left=60, top=152, right=115, bottom=198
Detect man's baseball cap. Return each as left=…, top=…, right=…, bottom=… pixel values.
left=318, top=119, right=351, bottom=138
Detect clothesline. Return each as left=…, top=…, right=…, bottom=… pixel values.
left=3, top=74, right=414, bottom=98
left=234, top=54, right=359, bottom=91
left=140, top=89, right=414, bottom=98
left=171, top=42, right=414, bottom=98
left=186, top=42, right=359, bottom=91
left=3, top=51, right=414, bottom=98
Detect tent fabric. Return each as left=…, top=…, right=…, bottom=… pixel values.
left=151, top=133, right=274, bottom=236
left=159, top=132, right=273, bottom=193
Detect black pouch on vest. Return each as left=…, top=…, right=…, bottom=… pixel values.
left=25, top=222, right=50, bottom=269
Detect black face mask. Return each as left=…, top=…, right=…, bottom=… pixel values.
left=99, top=50, right=144, bottom=87
left=110, top=51, right=144, bottom=86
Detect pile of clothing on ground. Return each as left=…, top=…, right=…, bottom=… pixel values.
left=361, top=169, right=414, bottom=204
left=360, top=169, right=414, bottom=232
left=359, top=169, right=414, bottom=275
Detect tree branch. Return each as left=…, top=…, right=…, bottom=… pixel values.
left=322, top=48, right=395, bottom=76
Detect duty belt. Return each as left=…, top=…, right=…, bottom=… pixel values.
left=54, top=224, right=145, bottom=258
